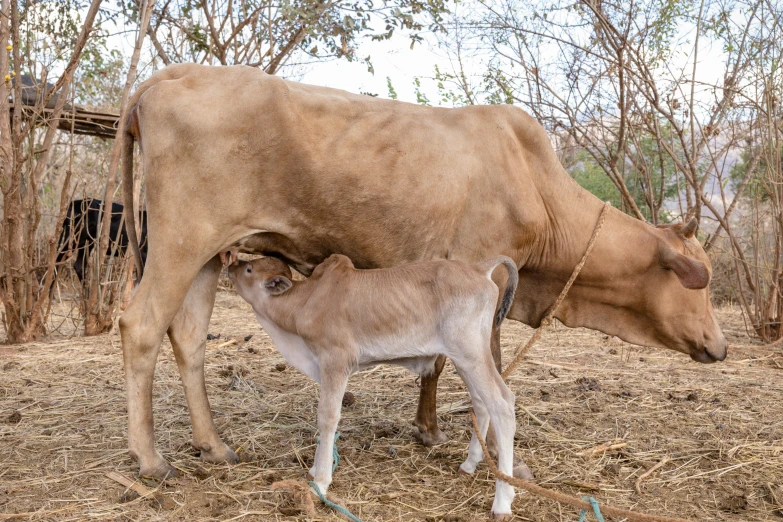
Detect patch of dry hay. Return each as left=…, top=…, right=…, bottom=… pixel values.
left=1, top=296, right=783, bottom=521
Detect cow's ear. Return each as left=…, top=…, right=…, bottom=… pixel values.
left=265, top=275, right=292, bottom=295
left=680, top=218, right=698, bottom=239
left=659, top=245, right=710, bottom=289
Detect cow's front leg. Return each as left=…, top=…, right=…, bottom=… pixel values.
left=413, top=355, right=448, bottom=446
left=168, top=256, right=238, bottom=465
left=308, top=366, right=350, bottom=494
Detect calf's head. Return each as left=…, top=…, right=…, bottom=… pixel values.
left=228, top=257, right=293, bottom=310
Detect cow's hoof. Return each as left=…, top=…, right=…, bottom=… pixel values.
left=140, top=460, right=177, bottom=481
left=200, top=444, right=239, bottom=465
left=492, top=512, right=511, bottom=521
left=412, top=427, right=448, bottom=447
left=513, top=461, right=534, bottom=481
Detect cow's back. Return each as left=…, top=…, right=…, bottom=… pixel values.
left=133, top=64, right=574, bottom=269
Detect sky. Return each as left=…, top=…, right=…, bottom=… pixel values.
left=299, top=34, right=446, bottom=103
left=98, top=4, right=732, bottom=111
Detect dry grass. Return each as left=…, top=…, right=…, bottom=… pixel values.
left=1, top=293, right=783, bottom=521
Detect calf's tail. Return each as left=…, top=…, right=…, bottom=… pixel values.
left=474, top=256, right=519, bottom=328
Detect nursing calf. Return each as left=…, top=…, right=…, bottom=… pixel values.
left=229, top=254, right=520, bottom=520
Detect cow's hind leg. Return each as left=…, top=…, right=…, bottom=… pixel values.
left=120, top=250, right=207, bottom=480
left=413, top=355, right=448, bottom=446
left=168, top=256, right=238, bottom=465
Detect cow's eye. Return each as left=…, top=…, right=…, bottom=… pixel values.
left=246, top=267, right=251, bottom=273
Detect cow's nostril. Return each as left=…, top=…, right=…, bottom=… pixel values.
left=707, top=338, right=728, bottom=362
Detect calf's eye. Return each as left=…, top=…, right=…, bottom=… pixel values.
left=246, top=267, right=251, bottom=273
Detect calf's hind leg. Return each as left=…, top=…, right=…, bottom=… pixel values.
left=168, top=256, right=238, bottom=465
left=453, top=354, right=517, bottom=520
left=414, top=319, right=503, bottom=447
left=485, top=326, right=535, bottom=481
left=458, top=395, right=490, bottom=474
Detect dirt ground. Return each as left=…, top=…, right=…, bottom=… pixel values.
left=1, top=292, right=783, bottom=521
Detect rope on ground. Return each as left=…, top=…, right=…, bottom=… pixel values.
left=308, top=481, right=364, bottom=522
left=469, top=412, right=690, bottom=522
left=273, top=434, right=362, bottom=522
left=473, top=203, right=693, bottom=522
left=578, top=496, right=606, bottom=522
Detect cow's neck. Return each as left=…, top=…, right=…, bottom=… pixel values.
left=517, top=184, right=660, bottom=337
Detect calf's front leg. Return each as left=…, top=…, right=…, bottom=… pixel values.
left=308, top=366, right=350, bottom=494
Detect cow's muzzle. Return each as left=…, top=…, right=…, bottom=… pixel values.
left=689, top=336, right=728, bottom=363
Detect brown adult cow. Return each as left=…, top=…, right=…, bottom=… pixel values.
left=120, top=63, right=727, bottom=480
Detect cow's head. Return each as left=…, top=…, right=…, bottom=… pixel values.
left=521, top=216, right=728, bottom=364
left=228, top=257, right=293, bottom=311
left=643, top=218, right=727, bottom=362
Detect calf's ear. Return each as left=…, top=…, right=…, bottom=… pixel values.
left=659, top=246, right=710, bottom=289
left=265, top=275, right=293, bottom=295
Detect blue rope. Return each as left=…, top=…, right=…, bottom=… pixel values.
left=332, top=431, right=340, bottom=472
left=316, top=431, right=341, bottom=472
left=308, top=481, right=363, bottom=522
left=309, top=432, right=362, bottom=520
left=578, top=496, right=606, bottom=522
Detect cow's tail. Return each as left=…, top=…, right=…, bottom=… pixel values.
left=119, top=64, right=199, bottom=282
left=474, top=256, right=519, bottom=328
left=123, top=106, right=144, bottom=280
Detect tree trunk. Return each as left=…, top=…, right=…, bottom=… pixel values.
left=84, top=0, right=154, bottom=336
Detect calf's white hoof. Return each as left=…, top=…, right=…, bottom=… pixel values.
left=458, top=462, right=477, bottom=475
left=492, top=512, right=511, bottom=521
left=310, top=480, right=330, bottom=495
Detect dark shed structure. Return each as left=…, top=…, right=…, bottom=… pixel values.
left=10, top=75, right=120, bottom=139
